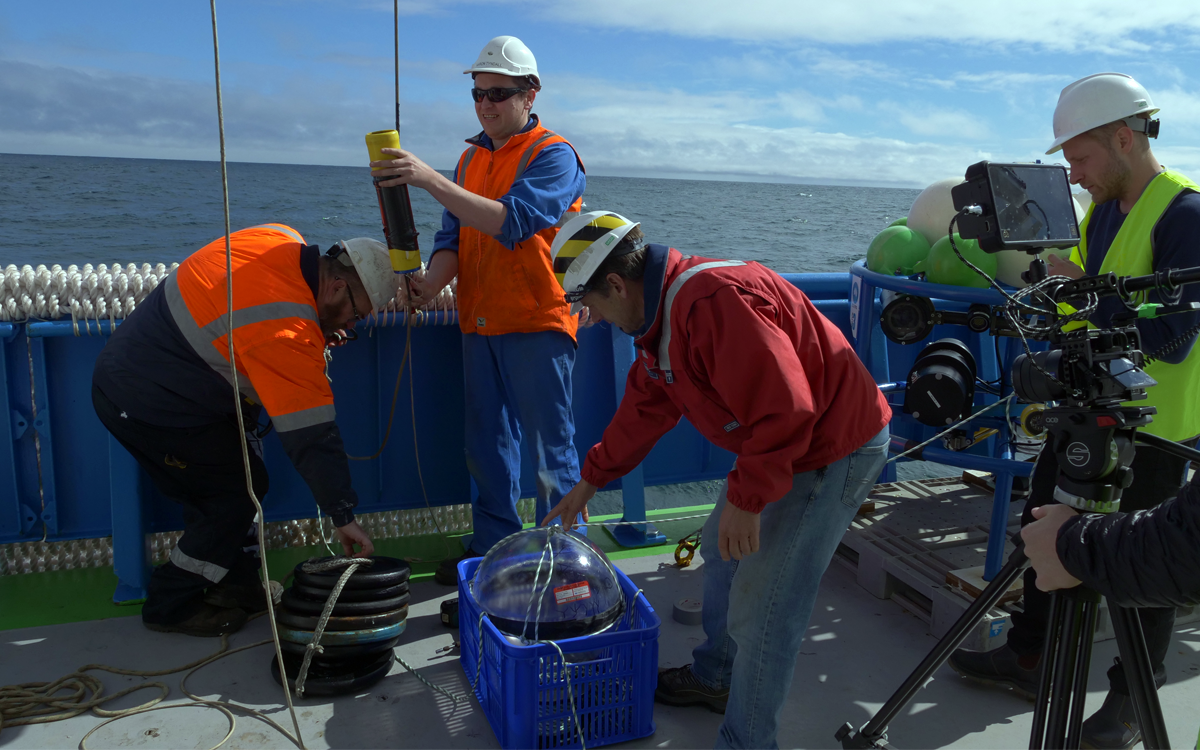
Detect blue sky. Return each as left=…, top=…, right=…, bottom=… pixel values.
left=3, top=1, right=1199, bottom=187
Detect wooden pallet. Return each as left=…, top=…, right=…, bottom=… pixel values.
left=835, top=477, right=1025, bottom=652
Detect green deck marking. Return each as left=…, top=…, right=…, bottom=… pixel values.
left=0, top=567, right=141, bottom=632
left=0, top=504, right=715, bottom=632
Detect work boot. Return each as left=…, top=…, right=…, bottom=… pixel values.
left=947, top=644, right=1041, bottom=700
left=654, top=665, right=729, bottom=714
left=144, top=603, right=247, bottom=637
left=434, top=547, right=482, bottom=586
left=204, top=580, right=271, bottom=614
left=1080, top=690, right=1141, bottom=749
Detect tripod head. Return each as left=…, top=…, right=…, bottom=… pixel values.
left=1004, top=264, right=1200, bottom=512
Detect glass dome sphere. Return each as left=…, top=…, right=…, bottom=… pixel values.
left=471, top=526, right=625, bottom=641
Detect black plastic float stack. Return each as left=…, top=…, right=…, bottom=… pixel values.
left=271, top=556, right=412, bottom=696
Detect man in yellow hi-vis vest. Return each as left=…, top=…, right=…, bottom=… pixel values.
left=949, top=73, right=1200, bottom=749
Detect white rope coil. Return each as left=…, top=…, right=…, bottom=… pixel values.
left=383, top=266, right=458, bottom=315
left=0, top=262, right=176, bottom=326
left=0, top=261, right=460, bottom=326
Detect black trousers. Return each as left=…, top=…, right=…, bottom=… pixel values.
left=1007, top=439, right=1190, bottom=694
left=93, top=386, right=268, bottom=624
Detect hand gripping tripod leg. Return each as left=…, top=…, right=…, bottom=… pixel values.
left=835, top=542, right=1171, bottom=749
left=837, top=421, right=1200, bottom=749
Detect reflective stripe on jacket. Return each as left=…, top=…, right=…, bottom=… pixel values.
left=582, top=246, right=892, bottom=513
left=1068, top=171, right=1200, bottom=440
left=454, top=122, right=584, bottom=337
left=164, top=223, right=335, bottom=434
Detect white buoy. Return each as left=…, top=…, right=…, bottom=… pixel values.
left=1073, top=192, right=1091, bottom=222
left=994, top=249, right=1048, bottom=288
left=908, top=178, right=966, bottom=248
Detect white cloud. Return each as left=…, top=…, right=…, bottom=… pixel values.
left=539, top=79, right=992, bottom=185
left=0, top=59, right=473, bottom=167
left=886, top=105, right=991, bottom=140
left=1, top=58, right=996, bottom=187
left=806, top=53, right=901, bottom=82
left=1156, top=146, right=1200, bottom=176
left=1154, top=86, right=1200, bottom=136
left=536, top=0, right=1200, bottom=53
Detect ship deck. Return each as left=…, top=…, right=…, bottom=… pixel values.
left=2, top=478, right=1198, bottom=749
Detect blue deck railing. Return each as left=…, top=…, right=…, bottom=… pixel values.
left=0, top=268, right=1035, bottom=598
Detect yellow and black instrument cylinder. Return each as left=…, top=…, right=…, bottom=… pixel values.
left=365, top=130, right=421, bottom=275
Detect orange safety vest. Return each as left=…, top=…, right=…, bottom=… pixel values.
left=453, top=120, right=584, bottom=338
left=162, top=223, right=336, bottom=434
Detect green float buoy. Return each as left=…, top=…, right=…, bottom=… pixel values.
left=866, top=225, right=930, bottom=276
left=915, top=233, right=997, bottom=289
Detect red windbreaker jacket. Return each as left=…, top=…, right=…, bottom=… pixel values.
left=581, top=247, right=891, bottom=513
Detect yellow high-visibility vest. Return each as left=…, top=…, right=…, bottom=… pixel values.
left=1066, top=170, right=1200, bottom=440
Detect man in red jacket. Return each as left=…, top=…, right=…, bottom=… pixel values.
left=542, top=211, right=892, bottom=749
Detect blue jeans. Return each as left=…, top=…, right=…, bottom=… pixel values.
left=462, top=331, right=582, bottom=553
left=692, top=426, right=890, bottom=750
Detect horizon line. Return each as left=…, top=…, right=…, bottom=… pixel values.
left=0, top=151, right=926, bottom=191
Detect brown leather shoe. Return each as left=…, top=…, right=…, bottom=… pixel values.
left=144, top=603, right=247, bottom=637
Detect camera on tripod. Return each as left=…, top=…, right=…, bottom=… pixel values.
left=840, top=160, right=1200, bottom=750
left=948, top=161, right=1170, bottom=513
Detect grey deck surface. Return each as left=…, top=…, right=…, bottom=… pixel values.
left=2, top=551, right=1198, bottom=749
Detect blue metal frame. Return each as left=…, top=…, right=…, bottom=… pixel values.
left=848, top=260, right=1042, bottom=578
left=0, top=268, right=1043, bottom=598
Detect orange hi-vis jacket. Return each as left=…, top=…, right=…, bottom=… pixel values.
left=93, top=222, right=358, bottom=524
left=453, top=120, right=584, bottom=339
left=162, top=224, right=336, bottom=434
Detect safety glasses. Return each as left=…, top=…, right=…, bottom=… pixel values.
left=471, top=86, right=528, bottom=103
left=335, top=276, right=366, bottom=322
left=346, top=284, right=365, bottom=321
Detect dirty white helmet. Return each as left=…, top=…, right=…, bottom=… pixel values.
left=329, top=238, right=401, bottom=312
left=1046, top=72, right=1160, bottom=154
left=550, top=211, right=643, bottom=314
left=464, top=36, right=541, bottom=88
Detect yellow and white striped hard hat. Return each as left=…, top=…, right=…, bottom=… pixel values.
left=550, top=211, right=643, bottom=313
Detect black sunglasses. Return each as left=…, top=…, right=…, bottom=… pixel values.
left=336, top=276, right=366, bottom=322
left=471, top=86, right=528, bottom=103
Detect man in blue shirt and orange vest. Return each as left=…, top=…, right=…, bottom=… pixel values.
left=949, top=72, right=1200, bottom=749
left=92, top=225, right=392, bottom=636
left=370, top=36, right=587, bottom=584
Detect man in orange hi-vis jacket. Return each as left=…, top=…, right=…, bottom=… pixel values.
left=93, top=224, right=396, bottom=637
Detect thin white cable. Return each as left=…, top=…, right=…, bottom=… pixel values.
left=886, top=394, right=1016, bottom=464
left=208, top=2, right=305, bottom=747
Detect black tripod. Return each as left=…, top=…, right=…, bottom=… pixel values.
left=836, top=431, right=1200, bottom=749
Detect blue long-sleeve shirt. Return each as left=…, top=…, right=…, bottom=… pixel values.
left=1083, top=191, right=1200, bottom=363
left=431, top=114, right=585, bottom=257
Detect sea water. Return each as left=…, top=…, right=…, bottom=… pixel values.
left=0, top=153, right=919, bottom=271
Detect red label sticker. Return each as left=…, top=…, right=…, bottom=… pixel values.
left=554, top=581, right=591, bottom=604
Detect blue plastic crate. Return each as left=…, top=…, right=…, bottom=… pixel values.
left=457, top=557, right=660, bottom=749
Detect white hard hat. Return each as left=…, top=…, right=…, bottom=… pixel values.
left=330, top=238, right=400, bottom=312
left=1046, top=72, right=1160, bottom=154
left=464, top=36, right=541, bottom=88
left=550, top=211, right=643, bottom=314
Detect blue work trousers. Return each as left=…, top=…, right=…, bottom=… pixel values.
left=462, top=330, right=581, bottom=553
left=692, top=426, right=889, bottom=750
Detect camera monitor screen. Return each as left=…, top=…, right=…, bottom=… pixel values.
left=952, top=162, right=1081, bottom=252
